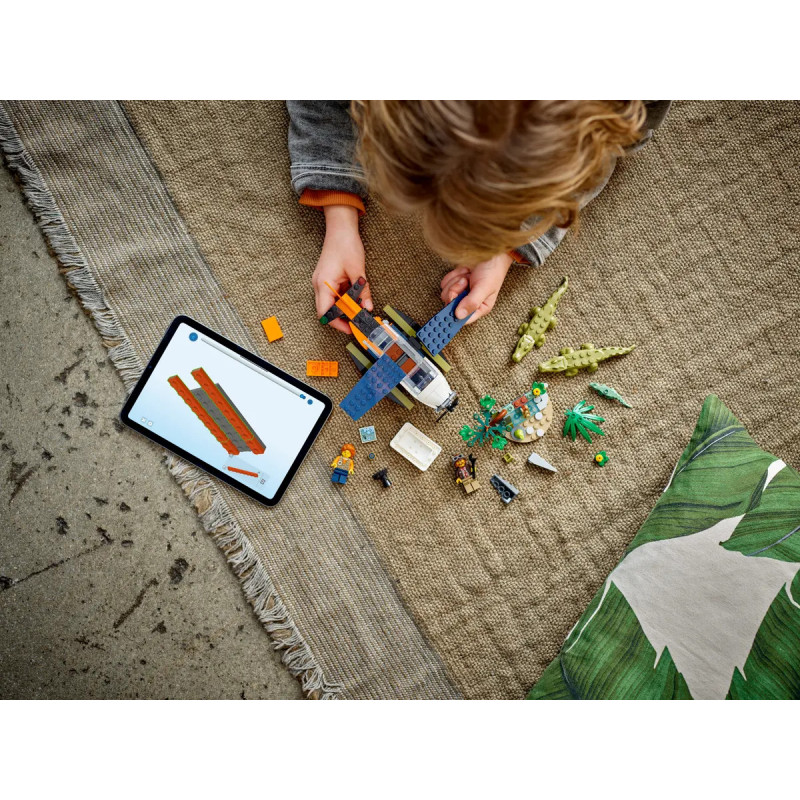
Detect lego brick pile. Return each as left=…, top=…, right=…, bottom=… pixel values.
left=6, top=99, right=798, bottom=699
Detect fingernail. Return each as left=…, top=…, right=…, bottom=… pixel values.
left=455, top=307, right=467, bottom=320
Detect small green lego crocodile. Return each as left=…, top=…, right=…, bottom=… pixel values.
left=538, top=343, right=636, bottom=377
left=511, top=276, right=568, bottom=363
left=589, top=382, right=632, bottom=408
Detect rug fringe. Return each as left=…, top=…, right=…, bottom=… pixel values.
left=0, top=104, right=339, bottom=699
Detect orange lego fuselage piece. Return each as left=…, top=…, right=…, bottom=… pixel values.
left=191, top=367, right=266, bottom=454
left=167, top=375, right=240, bottom=455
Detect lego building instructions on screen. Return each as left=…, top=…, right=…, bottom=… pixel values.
left=128, top=322, right=325, bottom=499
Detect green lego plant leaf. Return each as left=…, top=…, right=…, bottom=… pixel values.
left=491, top=436, right=507, bottom=450
left=479, top=394, right=497, bottom=411
left=531, top=381, right=547, bottom=395
left=563, top=401, right=606, bottom=443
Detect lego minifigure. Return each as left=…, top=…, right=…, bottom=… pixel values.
left=331, top=443, right=356, bottom=485
left=452, top=453, right=480, bottom=494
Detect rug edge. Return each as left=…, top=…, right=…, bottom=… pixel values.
left=0, top=102, right=340, bottom=699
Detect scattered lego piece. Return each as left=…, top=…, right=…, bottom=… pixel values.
left=512, top=276, right=569, bottom=363
left=538, top=343, right=636, bottom=377
left=367, top=452, right=376, bottom=460
left=390, top=422, right=442, bottom=471
left=527, top=452, right=558, bottom=473
left=502, top=451, right=514, bottom=464
left=452, top=453, right=480, bottom=494
left=589, top=382, right=632, bottom=408
left=490, top=474, right=519, bottom=504
left=416, top=289, right=473, bottom=356
left=563, top=401, right=606, bottom=443
left=261, top=316, right=283, bottom=343
left=306, top=360, right=339, bottom=378
left=359, top=425, right=377, bottom=444
left=331, top=443, right=355, bottom=485
left=459, top=381, right=554, bottom=447
left=372, top=467, right=392, bottom=488
left=594, top=450, right=609, bottom=466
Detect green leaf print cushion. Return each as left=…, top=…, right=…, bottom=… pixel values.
left=527, top=395, right=800, bottom=700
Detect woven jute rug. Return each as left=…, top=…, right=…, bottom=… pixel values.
left=2, top=101, right=798, bottom=699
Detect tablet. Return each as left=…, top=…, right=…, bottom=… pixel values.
left=121, top=316, right=332, bottom=506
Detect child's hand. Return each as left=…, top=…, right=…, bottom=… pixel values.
left=440, top=253, right=513, bottom=324
left=313, top=205, right=374, bottom=333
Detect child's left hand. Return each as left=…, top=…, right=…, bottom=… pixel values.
left=439, top=253, right=514, bottom=324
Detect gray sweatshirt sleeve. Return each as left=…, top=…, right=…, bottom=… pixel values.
left=513, top=101, right=671, bottom=267
left=286, top=101, right=367, bottom=198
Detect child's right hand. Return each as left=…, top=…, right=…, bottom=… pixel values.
left=313, top=205, right=373, bottom=333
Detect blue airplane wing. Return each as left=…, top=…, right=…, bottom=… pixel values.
left=416, top=288, right=472, bottom=356
left=339, top=352, right=406, bottom=421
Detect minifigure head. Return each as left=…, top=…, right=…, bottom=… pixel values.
left=453, top=456, right=466, bottom=469
left=341, top=443, right=356, bottom=458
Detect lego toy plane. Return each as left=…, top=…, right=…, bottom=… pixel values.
left=319, top=276, right=472, bottom=421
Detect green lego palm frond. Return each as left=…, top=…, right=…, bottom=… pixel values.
left=459, top=407, right=507, bottom=448
left=563, top=400, right=606, bottom=443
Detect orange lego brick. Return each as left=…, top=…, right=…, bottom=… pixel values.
left=191, top=367, right=266, bottom=454
left=167, top=375, right=240, bottom=455
left=261, top=316, right=283, bottom=343
left=306, top=360, right=339, bottom=378
left=227, top=466, right=259, bottom=478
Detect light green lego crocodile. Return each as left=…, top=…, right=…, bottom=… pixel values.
left=511, top=276, right=568, bottom=363
left=538, top=343, right=636, bottom=377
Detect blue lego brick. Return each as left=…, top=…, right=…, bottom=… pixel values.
left=416, top=289, right=472, bottom=356
left=340, top=353, right=406, bottom=421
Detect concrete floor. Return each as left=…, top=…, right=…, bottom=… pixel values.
left=0, top=166, right=301, bottom=699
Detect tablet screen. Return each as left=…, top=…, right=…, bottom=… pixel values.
left=125, top=319, right=329, bottom=503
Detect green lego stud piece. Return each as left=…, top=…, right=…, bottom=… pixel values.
left=589, top=382, right=632, bottom=408
left=594, top=450, right=609, bottom=466
left=319, top=315, right=329, bottom=325
left=563, top=400, right=606, bottom=443
left=502, top=451, right=514, bottom=464
left=538, top=344, right=637, bottom=377
left=512, top=276, right=569, bottom=363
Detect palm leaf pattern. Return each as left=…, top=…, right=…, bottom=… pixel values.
left=528, top=396, right=800, bottom=700
left=627, top=396, right=775, bottom=554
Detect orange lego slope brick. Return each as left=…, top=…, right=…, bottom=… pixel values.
left=261, top=316, right=283, bottom=342
left=306, top=360, right=339, bottom=377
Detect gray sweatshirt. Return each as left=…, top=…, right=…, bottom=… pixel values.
left=287, top=101, right=670, bottom=266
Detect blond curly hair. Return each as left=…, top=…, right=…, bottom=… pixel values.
left=351, top=100, right=647, bottom=263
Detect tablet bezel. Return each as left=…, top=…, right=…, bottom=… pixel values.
left=120, top=315, right=332, bottom=507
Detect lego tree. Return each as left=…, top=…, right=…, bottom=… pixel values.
left=458, top=394, right=508, bottom=450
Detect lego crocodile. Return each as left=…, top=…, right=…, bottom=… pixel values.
left=589, top=382, right=632, bottom=408
left=538, top=343, right=636, bottom=377
left=511, top=276, right=569, bottom=363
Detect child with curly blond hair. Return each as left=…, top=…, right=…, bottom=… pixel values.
left=288, top=100, right=669, bottom=331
